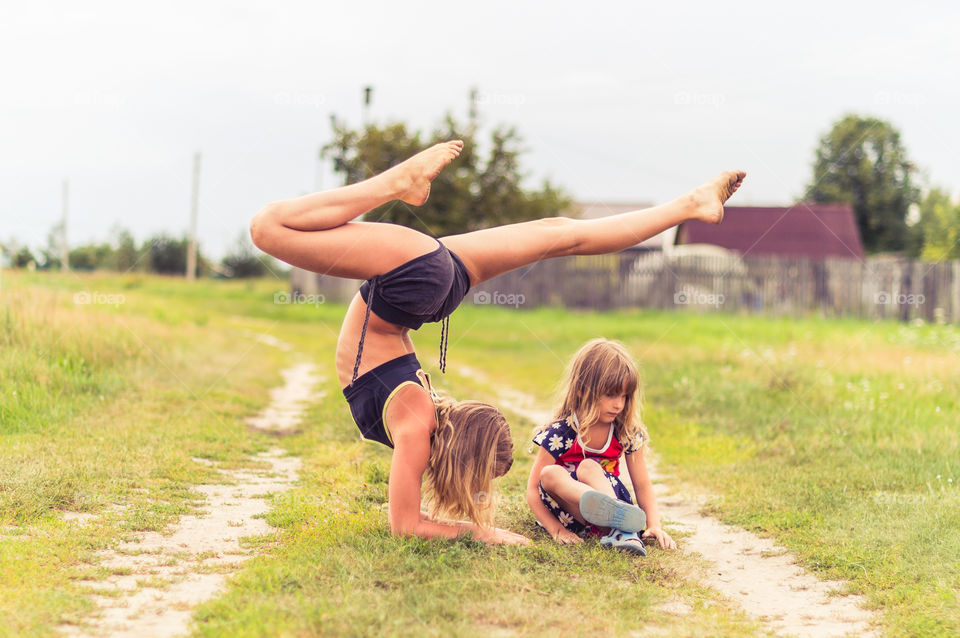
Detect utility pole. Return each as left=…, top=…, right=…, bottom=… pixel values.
left=186, top=152, right=201, bottom=281
left=362, top=85, right=373, bottom=127
left=60, top=179, right=70, bottom=271
left=468, top=86, right=479, bottom=134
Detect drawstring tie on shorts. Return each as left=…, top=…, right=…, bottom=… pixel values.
left=351, top=275, right=451, bottom=384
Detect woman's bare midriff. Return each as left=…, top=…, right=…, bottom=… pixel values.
left=336, top=292, right=416, bottom=389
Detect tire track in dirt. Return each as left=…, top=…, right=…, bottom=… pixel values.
left=59, top=341, right=320, bottom=638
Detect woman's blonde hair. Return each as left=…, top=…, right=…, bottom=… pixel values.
left=534, top=338, right=648, bottom=452
left=423, top=395, right=514, bottom=528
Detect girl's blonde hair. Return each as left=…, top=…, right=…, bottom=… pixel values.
left=423, top=395, right=514, bottom=528
left=534, top=338, right=648, bottom=452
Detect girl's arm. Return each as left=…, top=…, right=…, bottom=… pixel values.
left=388, top=411, right=529, bottom=546
left=624, top=450, right=677, bottom=550
left=526, top=448, right=581, bottom=544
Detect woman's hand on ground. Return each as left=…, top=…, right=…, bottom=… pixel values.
left=642, top=526, right=677, bottom=550
left=481, top=527, right=531, bottom=546
left=552, top=527, right=583, bottom=544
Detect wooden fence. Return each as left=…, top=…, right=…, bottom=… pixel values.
left=292, top=252, right=960, bottom=324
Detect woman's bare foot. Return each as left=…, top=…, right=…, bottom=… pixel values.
left=383, top=140, right=464, bottom=206
left=689, top=170, right=747, bottom=224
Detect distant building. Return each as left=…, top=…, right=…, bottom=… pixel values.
left=675, top=204, right=864, bottom=260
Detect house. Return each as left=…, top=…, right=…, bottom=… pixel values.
left=675, top=203, right=864, bottom=260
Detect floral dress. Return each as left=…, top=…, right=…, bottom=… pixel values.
left=534, top=415, right=644, bottom=536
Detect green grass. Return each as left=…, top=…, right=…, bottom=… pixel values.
left=3, top=269, right=959, bottom=636
left=428, top=305, right=960, bottom=637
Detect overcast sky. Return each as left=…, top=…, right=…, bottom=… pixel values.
left=2, top=0, right=958, bottom=259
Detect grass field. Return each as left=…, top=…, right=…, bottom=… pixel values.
left=2, top=270, right=958, bottom=637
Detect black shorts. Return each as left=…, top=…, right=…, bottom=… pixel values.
left=359, top=241, right=471, bottom=330
left=350, top=241, right=472, bottom=384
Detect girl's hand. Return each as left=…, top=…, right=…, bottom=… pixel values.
left=552, top=527, right=583, bottom=545
left=642, top=526, right=677, bottom=550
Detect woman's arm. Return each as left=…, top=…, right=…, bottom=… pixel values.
left=526, top=448, right=580, bottom=543
left=624, top=450, right=677, bottom=550
left=387, top=399, right=529, bottom=545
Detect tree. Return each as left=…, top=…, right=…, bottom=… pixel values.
left=913, top=188, right=960, bottom=261
left=69, top=243, right=113, bottom=270
left=804, top=115, right=919, bottom=253
left=222, top=230, right=273, bottom=278
left=13, top=246, right=36, bottom=269
left=111, top=227, right=141, bottom=272
left=146, top=234, right=192, bottom=275
left=38, top=225, right=63, bottom=269
left=322, top=115, right=570, bottom=237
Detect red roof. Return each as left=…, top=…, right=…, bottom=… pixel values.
left=676, top=204, right=864, bottom=259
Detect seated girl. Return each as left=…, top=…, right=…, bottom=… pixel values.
left=526, top=338, right=676, bottom=554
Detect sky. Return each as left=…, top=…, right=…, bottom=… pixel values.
left=2, top=0, right=958, bottom=259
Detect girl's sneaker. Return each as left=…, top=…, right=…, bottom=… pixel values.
left=600, top=529, right=647, bottom=556
left=579, top=490, right=646, bottom=532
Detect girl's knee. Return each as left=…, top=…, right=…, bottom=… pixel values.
left=540, top=464, right=566, bottom=488
left=577, top=458, right=602, bottom=476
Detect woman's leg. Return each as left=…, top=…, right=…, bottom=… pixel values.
left=440, top=170, right=746, bottom=285
left=250, top=141, right=463, bottom=279
left=540, top=459, right=618, bottom=524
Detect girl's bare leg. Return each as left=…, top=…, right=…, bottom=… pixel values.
left=250, top=141, right=463, bottom=279
left=540, top=459, right=618, bottom=525
left=441, top=170, right=746, bottom=285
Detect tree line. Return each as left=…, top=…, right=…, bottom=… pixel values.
left=3, top=110, right=957, bottom=275
left=1, top=228, right=280, bottom=278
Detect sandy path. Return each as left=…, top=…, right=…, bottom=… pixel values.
left=246, top=362, right=323, bottom=434
left=456, top=364, right=879, bottom=638
left=59, top=356, right=320, bottom=638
